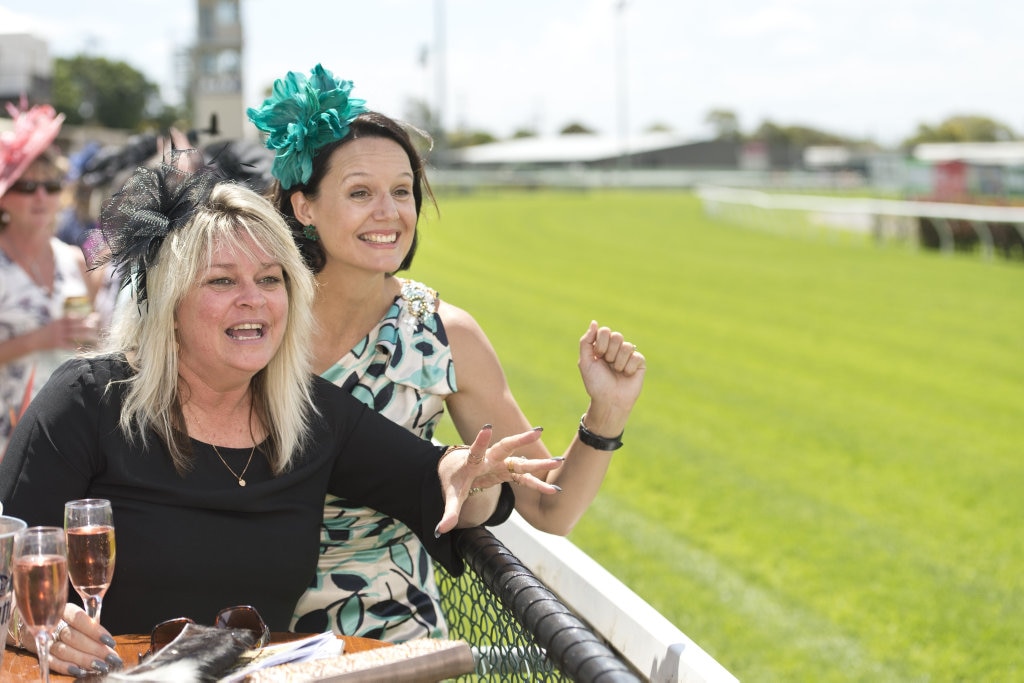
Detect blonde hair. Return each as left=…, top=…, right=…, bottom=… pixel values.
left=107, top=182, right=318, bottom=474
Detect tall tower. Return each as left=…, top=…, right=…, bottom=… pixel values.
left=192, top=0, right=244, bottom=140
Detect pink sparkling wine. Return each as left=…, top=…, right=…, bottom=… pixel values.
left=13, top=554, right=68, bottom=628
left=67, top=525, right=116, bottom=597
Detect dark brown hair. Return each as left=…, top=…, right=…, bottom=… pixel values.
left=272, top=111, right=436, bottom=274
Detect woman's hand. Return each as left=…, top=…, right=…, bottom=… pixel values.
left=576, top=320, right=646, bottom=436
left=580, top=321, right=645, bottom=407
left=36, top=312, right=99, bottom=351
left=25, top=604, right=122, bottom=677
left=434, top=425, right=563, bottom=535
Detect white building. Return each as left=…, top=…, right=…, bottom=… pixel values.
left=0, top=33, right=53, bottom=105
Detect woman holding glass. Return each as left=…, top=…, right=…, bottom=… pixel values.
left=0, top=99, right=100, bottom=458
left=0, top=153, right=561, bottom=677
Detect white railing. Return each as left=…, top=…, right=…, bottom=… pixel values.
left=493, top=513, right=738, bottom=683
left=695, top=185, right=1024, bottom=258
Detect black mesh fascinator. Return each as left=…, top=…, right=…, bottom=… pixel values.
left=97, top=150, right=221, bottom=304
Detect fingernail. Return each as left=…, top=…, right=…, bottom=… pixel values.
left=100, top=633, right=117, bottom=647
left=482, top=423, right=492, bottom=430
left=91, top=659, right=110, bottom=674
left=434, top=525, right=441, bottom=539
left=550, top=456, right=565, bottom=462
left=68, top=665, right=87, bottom=678
left=106, top=652, right=124, bottom=668
left=532, top=426, right=544, bottom=432
left=552, top=485, right=563, bottom=492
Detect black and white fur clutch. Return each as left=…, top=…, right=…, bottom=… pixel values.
left=104, top=623, right=256, bottom=682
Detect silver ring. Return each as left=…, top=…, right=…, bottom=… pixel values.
left=54, top=620, right=69, bottom=642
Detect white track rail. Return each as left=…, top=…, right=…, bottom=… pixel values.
left=493, top=513, right=739, bottom=683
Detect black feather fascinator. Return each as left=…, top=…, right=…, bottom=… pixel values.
left=97, top=150, right=221, bottom=305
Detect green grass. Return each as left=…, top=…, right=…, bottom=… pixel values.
left=407, top=189, right=1023, bottom=682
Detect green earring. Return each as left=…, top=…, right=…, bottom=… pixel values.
left=303, top=224, right=319, bottom=241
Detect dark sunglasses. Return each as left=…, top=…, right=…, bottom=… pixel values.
left=142, top=605, right=270, bottom=660
left=7, top=179, right=64, bottom=195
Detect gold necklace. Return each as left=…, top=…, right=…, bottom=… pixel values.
left=211, top=443, right=256, bottom=487
left=188, top=408, right=259, bottom=486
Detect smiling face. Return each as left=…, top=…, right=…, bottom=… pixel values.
left=291, top=136, right=418, bottom=276
left=174, top=232, right=289, bottom=391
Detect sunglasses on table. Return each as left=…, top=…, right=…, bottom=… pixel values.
left=141, top=605, right=270, bottom=660
left=7, top=179, right=64, bottom=195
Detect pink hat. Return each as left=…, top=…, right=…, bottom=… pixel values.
left=0, top=96, right=66, bottom=197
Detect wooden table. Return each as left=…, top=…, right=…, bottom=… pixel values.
left=3, top=632, right=387, bottom=681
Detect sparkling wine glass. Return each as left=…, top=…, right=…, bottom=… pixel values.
left=13, top=526, right=68, bottom=683
left=64, top=498, right=115, bottom=623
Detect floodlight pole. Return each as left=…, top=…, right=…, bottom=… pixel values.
left=434, top=0, right=448, bottom=165
left=616, top=0, right=630, bottom=180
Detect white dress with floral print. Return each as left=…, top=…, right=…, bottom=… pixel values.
left=291, top=279, right=457, bottom=642
left=0, top=238, right=89, bottom=457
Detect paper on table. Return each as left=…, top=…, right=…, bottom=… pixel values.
left=219, top=632, right=343, bottom=682
left=245, top=638, right=476, bottom=682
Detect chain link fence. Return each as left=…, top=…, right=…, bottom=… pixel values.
left=437, top=527, right=640, bottom=682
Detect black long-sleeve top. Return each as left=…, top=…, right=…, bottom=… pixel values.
left=0, top=354, right=508, bottom=634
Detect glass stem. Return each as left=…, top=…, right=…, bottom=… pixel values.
left=34, top=630, right=53, bottom=683
left=84, top=596, right=102, bottom=622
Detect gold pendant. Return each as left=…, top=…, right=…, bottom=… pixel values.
left=239, top=479, right=246, bottom=487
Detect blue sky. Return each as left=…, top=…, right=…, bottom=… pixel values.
left=2, top=0, right=1022, bottom=146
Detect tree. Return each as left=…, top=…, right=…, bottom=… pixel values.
left=704, top=108, right=741, bottom=141
left=447, top=129, right=497, bottom=148
left=559, top=122, right=596, bottom=135
left=512, top=127, right=538, bottom=139
left=901, top=114, right=1018, bottom=148
left=750, top=119, right=848, bottom=147
left=53, top=56, right=160, bottom=130
left=645, top=122, right=674, bottom=134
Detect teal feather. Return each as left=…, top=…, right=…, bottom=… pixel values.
left=246, top=63, right=368, bottom=189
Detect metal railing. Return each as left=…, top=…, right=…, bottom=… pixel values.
left=438, top=515, right=738, bottom=683
left=438, top=526, right=641, bottom=682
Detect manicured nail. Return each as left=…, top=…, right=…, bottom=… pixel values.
left=482, top=423, right=492, bottom=430
left=532, top=426, right=544, bottom=432
left=434, top=525, right=441, bottom=538
left=91, top=659, right=110, bottom=674
left=550, top=456, right=565, bottom=462
left=106, top=652, right=124, bottom=668
left=68, top=665, right=87, bottom=678
left=100, top=633, right=116, bottom=647
left=552, top=485, right=563, bottom=492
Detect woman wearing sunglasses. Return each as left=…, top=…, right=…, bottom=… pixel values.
left=0, top=152, right=561, bottom=678
left=0, top=100, right=100, bottom=457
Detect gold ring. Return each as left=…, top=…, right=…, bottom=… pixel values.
left=467, top=450, right=484, bottom=465
left=506, top=457, right=517, bottom=474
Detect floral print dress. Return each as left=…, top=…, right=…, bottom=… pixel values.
left=0, top=238, right=89, bottom=457
left=291, top=279, right=457, bottom=641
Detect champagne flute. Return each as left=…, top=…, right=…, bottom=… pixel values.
left=64, top=498, right=116, bottom=623
left=13, top=526, right=68, bottom=683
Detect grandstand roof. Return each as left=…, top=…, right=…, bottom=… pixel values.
left=449, top=132, right=698, bottom=165
left=913, top=141, right=1024, bottom=166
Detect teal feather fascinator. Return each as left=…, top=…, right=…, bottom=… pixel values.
left=246, top=64, right=368, bottom=189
